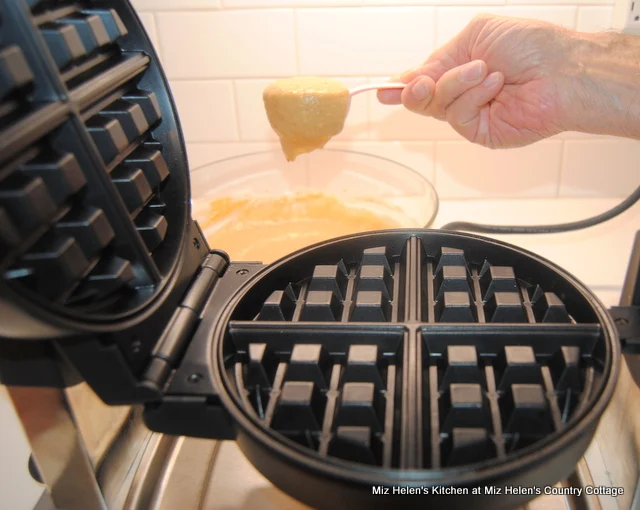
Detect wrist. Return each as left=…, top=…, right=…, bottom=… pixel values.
left=564, top=31, right=640, bottom=138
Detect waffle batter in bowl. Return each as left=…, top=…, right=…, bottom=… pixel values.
left=193, top=192, right=402, bottom=262
left=189, top=150, right=439, bottom=263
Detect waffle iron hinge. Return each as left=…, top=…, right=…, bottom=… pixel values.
left=140, top=252, right=228, bottom=395
left=141, top=261, right=266, bottom=441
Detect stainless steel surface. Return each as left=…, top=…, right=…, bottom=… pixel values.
left=148, top=437, right=219, bottom=510
left=98, top=407, right=158, bottom=510
left=584, top=357, right=640, bottom=510
left=195, top=441, right=312, bottom=509
left=120, top=431, right=176, bottom=510
left=7, top=385, right=107, bottom=510
left=140, top=362, right=640, bottom=510
left=120, top=435, right=310, bottom=510
left=570, top=458, right=602, bottom=510
left=9, top=363, right=639, bottom=510
left=8, top=354, right=639, bottom=510
left=148, top=439, right=312, bottom=510
left=64, top=384, right=131, bottom=468
left=5, top=375, right=171, bottom=510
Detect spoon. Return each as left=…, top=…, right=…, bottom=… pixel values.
left=264, top=78, right=408, bottom=161
left=349, top=82, right=406, bottom=96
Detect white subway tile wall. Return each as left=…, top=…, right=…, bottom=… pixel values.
left=170, top=81, right=239, bottom=142
left=436, top=141, right=563, bottom=198
left=155, top=10, right=296, bottom=78
left=561, top=139, right=640, bottom=197
left=131, top=0, right=637, bottom=199
left=366, top=0, right=504, bottom=4
left=436, top=6, right=577, bottom=45
left=136, top=12, right=159, bottom=56
left=133, top=0, right=221, bottom=10
left=576, top=6, right=615, bottom=31
left=508, top=0, right=611, bottom=4
left=186, top=142, right=276, bottom=170
left=223, top=0, right=362, bottom=7
left=234, top=80, right=280, bottom=142
left=296, top=8, right=435, bottom=76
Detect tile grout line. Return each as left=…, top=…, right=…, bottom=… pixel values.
left=150, top=12, right=162, bottom=61
left=430, top=5, right=437, bottom=55
left=164, top=74, right=410, bottom=81
left=434, top=6, right=442, bottom=49
left=135, top=2, right=615, bottom=13
left=432, top=140, right=438, bottom=191
left=230, top=80, right=242, bottom=142
left=557, top=139, right=566, bottom=198
left=292, top=8, right=301, bottom=74
left=364, top=76, right=373, bottom=141
left=365, top=76, right=374, bottom=141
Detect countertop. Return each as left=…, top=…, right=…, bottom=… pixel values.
left=0, top=197, right=638, bottom=510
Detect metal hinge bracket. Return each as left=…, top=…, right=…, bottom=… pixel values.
left=140, top=252, right=229, bottom=394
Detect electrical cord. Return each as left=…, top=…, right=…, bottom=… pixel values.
left=439, top=184, right=640, bottom=234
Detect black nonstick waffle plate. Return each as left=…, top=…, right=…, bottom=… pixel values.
left=0, top=0, right=189, bottom=323
left=207, top=231, right=619, bottom=510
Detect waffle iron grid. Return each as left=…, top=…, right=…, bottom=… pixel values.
left=0, top=0, right=183, bottom=316
left=231, top=240, right=601, bottom=471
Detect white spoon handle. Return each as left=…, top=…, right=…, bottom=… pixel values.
left=349, top=82, right=406, bottom=96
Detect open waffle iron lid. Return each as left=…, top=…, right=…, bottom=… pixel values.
left=0, top=1, right=630, bottom=509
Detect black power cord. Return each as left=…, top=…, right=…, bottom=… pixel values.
left=440, top=184, right=640, bottom=234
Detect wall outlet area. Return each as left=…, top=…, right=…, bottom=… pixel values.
left=614, top=0, right=640, bottom=35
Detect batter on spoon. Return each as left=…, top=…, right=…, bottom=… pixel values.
left=263, top=77, right=350, bottom=161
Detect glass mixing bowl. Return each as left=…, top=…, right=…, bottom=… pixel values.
left=189, top=149, right=439, bottom=263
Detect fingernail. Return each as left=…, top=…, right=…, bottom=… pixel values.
left=460, top=60, right=484, bottom=82
left=378, top=89, right=401, bottom=104
left=412, top=78, right=431, bottom=102
left=484, top=72, right=502, bottom=86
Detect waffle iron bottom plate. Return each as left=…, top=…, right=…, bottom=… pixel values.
left=202, top=230, right=619, bottom=510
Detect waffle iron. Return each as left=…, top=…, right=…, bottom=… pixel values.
left=0, top=1, right=638, bottom=509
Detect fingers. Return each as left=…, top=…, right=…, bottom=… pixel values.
left=377, top=57, right=485, bottom=108
left=391, top=75, right=437, bottom=111
left=446, top=71, right=505, bottom=142
left=377, top=60, right=503, bottom=145
left=377, top=67, right=426, bottom=105
left=377, top=14, right=484, bottom=107
left=377, top=59, right=450, bottom=105
left=377, top=87, right=403, bottom=105
left=429, top=60, right=489, bottom=119
left=402, top=60, right=488, bottom=119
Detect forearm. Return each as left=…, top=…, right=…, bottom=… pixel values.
left=567, top=31, right=640, bottom=138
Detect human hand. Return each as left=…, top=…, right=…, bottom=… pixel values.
left=378, top=15, right=584, bottom=149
